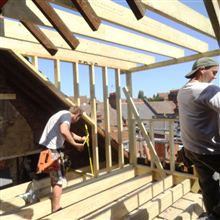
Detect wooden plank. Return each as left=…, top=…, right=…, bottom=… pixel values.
left=123, top=86, right=165, bottom=178
left=89, top=65, right=99, bottom=177
left=126, top=0, right=145, bottom=20
left=2, top=19, right=155, bottom=65
left=2, top=2, right=184, bottom=58
left=48, top=0, right=208, bottom=52
left=115, top=68, right=124, bottom=168
left=32, top=0, right=79, bottom=49
left=129, top=49, right=220, bottom=73
left=125, top=179, right=191, bottom=220
left=169, top=121, right=175, bottom=173
left=83, top=175, right=173, bottom=220
left=1, top=166, right=135, bottom=219
left=0, top=93, right=16, bottom=100
left=126, top=73, right=136, bottom=166
left=54, top=59, right=60, bottom=89
left=0, top=37, right=137, bottom=70
left=73, top=62, right=80, bottom=106
left=142, top=0, right=215, bottom=38
left=21, top=21, right=58, bottom=56
left=48, top=174, right=153, bottom=219
left=2, top=0, right=208, bottom=52
left=203, top=0, right=220, bottom=47
left=102, top=66, right=112, bottom=171
left=31, top=55, right=38, bottom=70
left=86, top=0, right=208, bottom=52
left=149, top=121, right=155, bottom=169
left=70, top=0, right=101, bottom=31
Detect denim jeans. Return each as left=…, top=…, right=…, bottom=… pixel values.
left=184, top=148, right=220, bottom=216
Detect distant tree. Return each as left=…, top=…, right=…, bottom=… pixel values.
left=138, top=90, right=145, bottom=99
left=147, top=94, right=163, bottom=101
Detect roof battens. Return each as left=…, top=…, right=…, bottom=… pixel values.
left=70, top=0, right=101, bottom=31
left=32, top=0, right=208, bottom=53
left=2, top=19, right=155, bottom=65
left=32, top=0, right=79, bottom=50
left=83, top=0, right=209, bottom=53
left=0, top=37, right=137, bottom=70
left=129, top=49, right=220, bottom=73
left=203, top=0, right=220, bottom=47
left=21, top=21, right=58, bottom=56
left=126, top=0, right=145, bottom=20
left=142, top=0, right=215, bottom=38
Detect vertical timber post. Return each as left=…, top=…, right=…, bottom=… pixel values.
left=89, top=64, right=99, bottom=176
left=115, top=68, right=124, bottom=168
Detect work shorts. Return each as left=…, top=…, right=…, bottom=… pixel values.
left=48, top=149, right=65, bottom=186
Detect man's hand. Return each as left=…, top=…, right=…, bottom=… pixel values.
left=81, top=136, right=87, bottom=142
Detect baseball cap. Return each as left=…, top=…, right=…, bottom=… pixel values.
left=185, top=57, right=219, bottom=79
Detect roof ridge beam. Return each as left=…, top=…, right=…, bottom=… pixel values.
left=70, top=0, right=101, bottom=31
left=32, top=0, right=79, bottom=50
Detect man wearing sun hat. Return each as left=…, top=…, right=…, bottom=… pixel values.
left=177, top=57, right=220, bottom=220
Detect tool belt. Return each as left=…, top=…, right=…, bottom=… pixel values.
left=36, top=147, right=64, bottom=173
left=36, top=147, right=70, bottom=175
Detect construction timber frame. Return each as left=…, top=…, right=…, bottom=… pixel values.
left=0, top=0, right=220, bottom=179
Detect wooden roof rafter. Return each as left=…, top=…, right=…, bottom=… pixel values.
left=203, top=0, right=220, bottom=47
left=21, top=21, right=58, bottom=56
left=142, top=0, right=215, bottom=38
left=52, top=0, right=209, bottom=53
left=70, top=0, right=101, bottom=31
left=32, top=0, right=79, bottom=50
left=125, top=0, right=145, bottom=20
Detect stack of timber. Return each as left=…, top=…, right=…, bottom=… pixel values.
left=0, top=165, right=204, bottom=220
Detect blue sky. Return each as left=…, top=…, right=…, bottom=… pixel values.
left=38, top=0, right=220, bottom=101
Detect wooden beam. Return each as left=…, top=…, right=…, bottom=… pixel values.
left=40, top=3, right=185, bottom=58
left=129, top=49, right=220, bottom=73
left=89, top=65, right=99, bottom=176
left=73, top=62, right=80, bottom=106
left=126, top=0, right=145, bottom=20
left=203, top=0, right=220, bottom=47
left=2, top=0, right=208, bottom=52
left=123, top=86, right=166, bottom=178
left=70, top=0, right=101, bottom=31
left=32, top=0, right=79, bottom=49
left=54, top=59, right=60, bottom=89
left=21, top=21, right=58, bottom=56
left=115, top=69, right=124, bottom=168
left=2, top=20, right=155, bottom=65
left=0, top=0, right=8, bottom=9
left=3, top=16, right=183, bottom=59
left=0, top=93, right=16, bottom=100
left=102, top=66, right=112, bottom=171
left=0, top=37, right=137, bottom=70
left=142, top=0, right=215, bottom=38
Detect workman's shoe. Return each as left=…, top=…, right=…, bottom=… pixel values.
left=53, top=207, right=63, bottom=213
